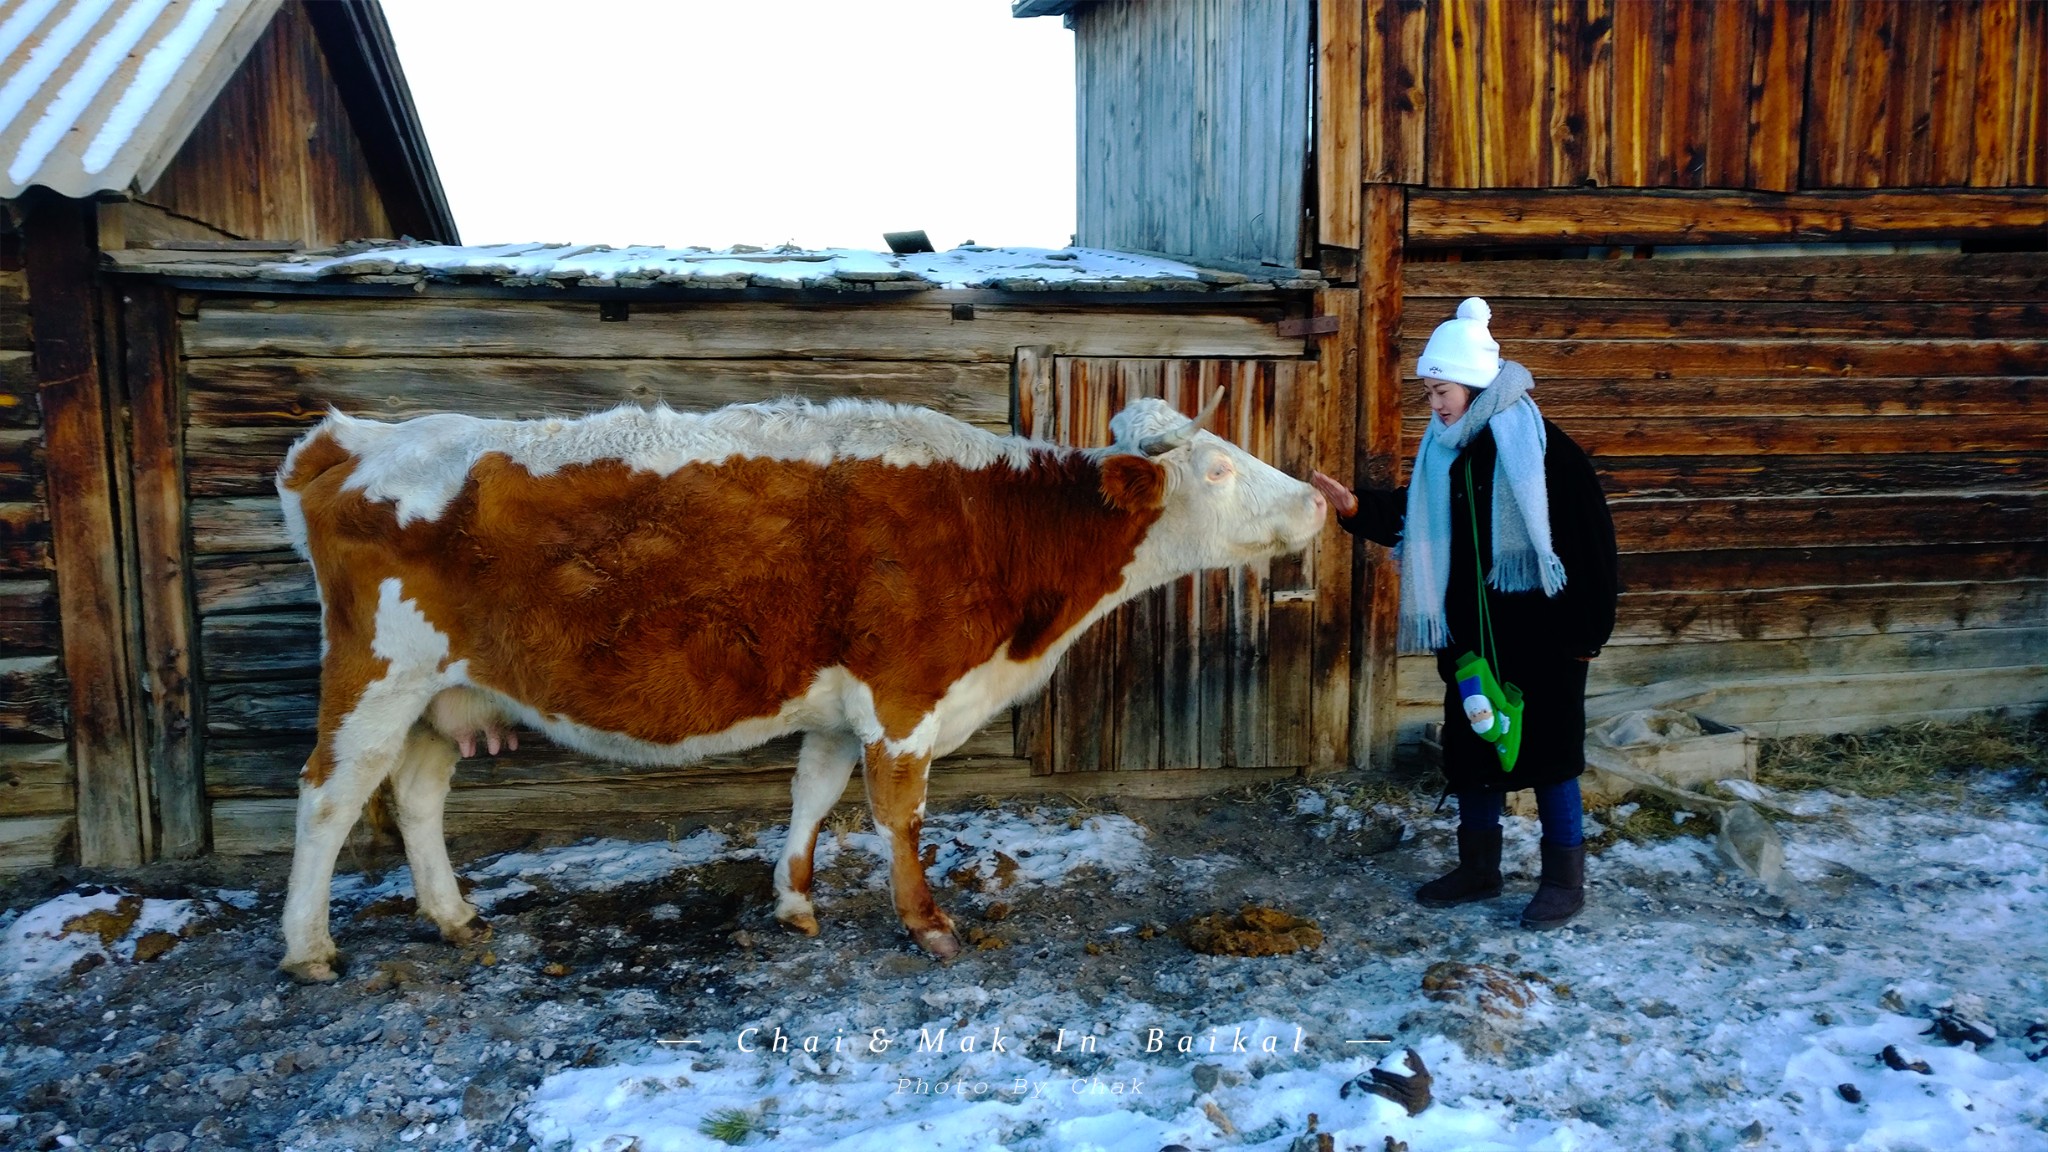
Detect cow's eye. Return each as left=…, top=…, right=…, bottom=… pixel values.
left=1205, top=458, right=1234, bottom=483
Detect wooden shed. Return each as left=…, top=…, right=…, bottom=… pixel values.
left=1, top=0, right=455, bottom=869
left=1024, top=0, right=2047, bottom=768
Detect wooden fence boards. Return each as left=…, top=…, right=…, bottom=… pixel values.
left=169, top=292, right=1328, bottom=849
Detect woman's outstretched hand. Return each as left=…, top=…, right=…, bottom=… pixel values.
left=1310, top=470, right=1359, bottom=519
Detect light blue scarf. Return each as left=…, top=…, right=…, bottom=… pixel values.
left=1396, top=361, right=1567, bottom=653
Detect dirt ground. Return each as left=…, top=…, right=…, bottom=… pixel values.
left=0, top=756, right=2042, bottom=1152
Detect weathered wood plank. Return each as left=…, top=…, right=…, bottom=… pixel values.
left=0, top=351, right=36, bottom=427
left=1430, top=0, right=1483, bottom=187
left=0, top=655, right=67, bottom=740
left=1407, top=190, right=2048, bottom=248
left=199, top=610, right=320, bottom=679
left=23, top=196, right=145, bottom=867
left=1746, top=0, right=1810, bottom=192
left=1589, top=453, right=2048, bottom=500
left=1409, top=411, right=2044, bottom=457
left=0, top=427, right=45, bottom=502
left=1458, top=338, right=2048, bottom=382
left=192, top=553, right=316, bottom=613
left=0, top=815, right=73, bottom=873
left=189, top=496, right=287, bottom=554
left=207, top=759, right=1306, bottom=856
left=1403, top=254, right=2048, bottom=302
left=1397, top=301, right=2048, bottom=342
left=1970, top=0, right=2021, bottom=187
left=1612, top=581, right=2048, bottom=645
left=1479, top=378, right=2041, bottom=420
left=0, top=577, right=61, bottom=653
left=0, top=743, right=73, bottom=817
left=1316, top=0, right=1362, bottom=248
left=0, top=500, right=51, bottom=573
left=1593, top=627, right=2048, bottom=694
left=1621, top=542, right=2048, bottom=593
left=184, top=298, right=1304, bottom=364
left=1353, top=184, right=1403, bottom=774
left=206, top=716, right=1021, bottom=798
left=1399, top=639, right=2048, bottom=710
left=1308, top=289, right=1358, bottom=771
left=123, top=287, right=204, bottom=858
left=1401, top=415, right=2043, bottom=457
left=1608, top=494, right=2048, bottom=553
left=184, top=357, right=1016, bottom=430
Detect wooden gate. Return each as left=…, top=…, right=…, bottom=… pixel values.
left=1015, top=355, right=1344, bottom=775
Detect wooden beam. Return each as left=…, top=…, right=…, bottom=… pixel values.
left=1351, top=185, right=1404, bottom=775
left=122, top=287, right=204, bottom=857
left=1309, top=288, right=1359, bottom=773
left=21, top=194, right=146, bottom=868
left=206, top=761, right=1306, bottom=856
left=1316, top=0, right=1363, bottom=251
left=1406, top=189, right=2048, bottom=248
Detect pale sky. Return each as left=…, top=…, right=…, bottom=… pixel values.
left=380, top=1, right=1077, bottom=252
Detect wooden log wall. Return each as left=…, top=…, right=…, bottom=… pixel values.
left=1386, top=252, right=2048, bottom=755
left=177, top=292, right=1310, bottom=853
left=0, top=265, right=76, bottom=871
left=1357, top=0, right=2047, bottom=191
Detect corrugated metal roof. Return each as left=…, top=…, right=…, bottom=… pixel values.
left=0, top=0, right=282, bottom=199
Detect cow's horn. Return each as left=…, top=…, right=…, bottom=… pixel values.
left=1136, top=387, right=1227, bottom=457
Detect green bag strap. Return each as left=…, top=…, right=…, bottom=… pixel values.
left=1463, top=455, right=1499, bottom=671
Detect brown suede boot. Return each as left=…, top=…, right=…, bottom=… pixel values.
left=1416, top=826, right=1504, bottom=907
left=1520, top=840, right=1586, bottom=929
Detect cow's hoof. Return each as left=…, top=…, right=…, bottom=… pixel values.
left=777, top=911, right=821, bottom=937
left=281, top=953, right=344, bottom=984
left=440, top=915, right=491, bottom=947
left=914, top=928, right=962, bottom=961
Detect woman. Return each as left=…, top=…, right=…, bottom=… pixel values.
left=1311, top=297, right=1617, bottom=929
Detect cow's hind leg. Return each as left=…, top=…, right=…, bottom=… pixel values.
left=862, top=741, right=959, bottom=960
left=389, top=726, right=485, bottom=946
left=774, top=730, right=861, bottom=936
left=280, top=701, right=428, bottom=982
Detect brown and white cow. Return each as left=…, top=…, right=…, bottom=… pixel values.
left=275, top=393, right=1326, bottom=980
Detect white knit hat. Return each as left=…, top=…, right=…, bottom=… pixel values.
left=1416, top=297, right=1502, bottom=388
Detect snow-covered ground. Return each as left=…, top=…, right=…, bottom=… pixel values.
left=1, top=773, right=2043, bottom=1152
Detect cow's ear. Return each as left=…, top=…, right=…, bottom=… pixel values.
left=1099, top=453, right=1167, bottom=511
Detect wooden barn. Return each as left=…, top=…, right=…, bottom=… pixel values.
left=3, top=0, right=2044, bottom=870
left=0, top=0, right=455, bottom=868
left=1027, top=0, right=2047, bottom=768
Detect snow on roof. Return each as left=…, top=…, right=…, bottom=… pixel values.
left=110, top=239, right=1327, bottom=293
left=0, top=0, right=281, bottom=199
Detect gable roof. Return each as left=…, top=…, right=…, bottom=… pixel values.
left=0, top=0, right=456, bottom=241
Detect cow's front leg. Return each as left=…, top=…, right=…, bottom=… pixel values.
left=861, top=739, right=958, bottom=960
left=775, top=730, right=862, bottom=936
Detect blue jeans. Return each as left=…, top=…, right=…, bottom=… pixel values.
left=1458, top=779, right=1585, bottom=848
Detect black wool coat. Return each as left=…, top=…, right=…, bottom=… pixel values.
left=1339, top=419, right=1619, bottom=792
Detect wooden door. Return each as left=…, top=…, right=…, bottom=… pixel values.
left=1015, top=356, right=1330, bottom=774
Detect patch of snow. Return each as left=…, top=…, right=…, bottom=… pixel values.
left=261, top=242, right=1260, bottom=292
left=467, top=830, right=730, bottom=892
left=0, top=889, right=205, bottom=1002
left=524, top=784, right=2048, bottom=1150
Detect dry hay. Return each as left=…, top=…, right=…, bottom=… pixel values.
left=1758, top=711, right=2048, bottom=799
left=1183, top=905, right=1323, bottom=956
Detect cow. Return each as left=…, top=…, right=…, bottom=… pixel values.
left=275, top=392, right=1327, bottom=981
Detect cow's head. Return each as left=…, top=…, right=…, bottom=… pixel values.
left=1100, top=394, right=1327, bottom=576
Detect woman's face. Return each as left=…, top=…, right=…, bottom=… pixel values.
left=1425, top=380, right=1475, bottom=425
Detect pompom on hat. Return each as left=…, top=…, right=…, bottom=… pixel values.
left=1416, top=296, right=1502, bottom=388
